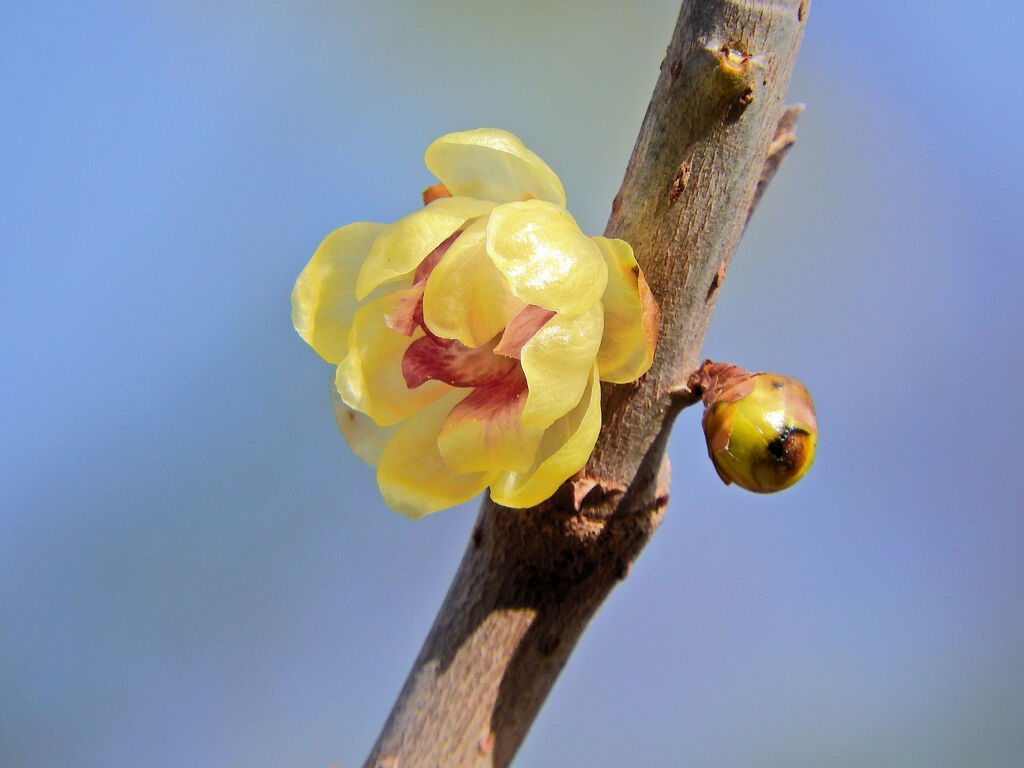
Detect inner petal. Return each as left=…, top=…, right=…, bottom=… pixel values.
left=384, top=231, right=460, bottom=337
left=383, top=284, right=425, bottom=337
left=403, top=334, right=517, bottom=389
left=422, top=216, right=526, bottom=349
left=414, top=231, right=458, bottom=283
left=493, top=304, right=557, bottom=359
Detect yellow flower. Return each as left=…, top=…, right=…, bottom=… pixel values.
left=292, top=128, right=659, bottom=518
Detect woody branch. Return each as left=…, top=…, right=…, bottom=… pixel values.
left=363, top=2, right=810, bottom=766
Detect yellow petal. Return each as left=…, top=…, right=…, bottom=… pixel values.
left=485, top=200, right=607, bottom=314
left=355, top=196, right=495, bottom=300
left=437, top=370, right=544, bottom=474
left=424, top=128, right=566, bottom=207
left=421, top=217, right=525, bottom=347
left=489, top=364, right=601, bottom=508
left=520, top=303, right=603, bottom=428
left=592, top=236, right=660, bottom=383
left=331, top=384, right=395, bottom=468
left=292, top=222, right=388, bottom=364
left=376, top=390, right=494, bottom=519
left=336, top=292, right=450, bottom=426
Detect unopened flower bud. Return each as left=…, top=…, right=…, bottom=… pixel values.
left=690, top=361, right=817, bottom=493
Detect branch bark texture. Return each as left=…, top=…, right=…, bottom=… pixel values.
left=364, top=2, right=809, bottom=766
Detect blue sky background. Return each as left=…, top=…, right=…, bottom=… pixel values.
left=2, top=1, right=1022, bottom=766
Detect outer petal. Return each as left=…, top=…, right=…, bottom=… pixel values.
left=421, top=217, right=525, bottom=347
left=292, top=222, right=387, bottom=364
left=489, top=364, right=601, bottom=509
left=331, top=384, right=395, bottom=468
left=436, top=369, right=544, bottom=475
left=592, top=236, right=660, bottom=383
left=424, top=128, right=566, bottom=207
left=520, top=303, right=603, bottom=428
left=336, top=292, right=450, bottom=426
left=376, top=390, right=494, bottom=519
left=486, top=200, right=607, bottom=315
left=356, top=196, right=495, bottom=300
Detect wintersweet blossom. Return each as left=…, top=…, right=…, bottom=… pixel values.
left=292, top=128, right=659, bottom=518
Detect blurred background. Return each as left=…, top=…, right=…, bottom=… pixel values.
left=3, top=1, right=1022, bottom=766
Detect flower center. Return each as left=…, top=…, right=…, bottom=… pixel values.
left=387, top=227, right=556, bottom=393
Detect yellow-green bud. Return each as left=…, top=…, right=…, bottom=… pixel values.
left=692, top=361, right=817, bottom=493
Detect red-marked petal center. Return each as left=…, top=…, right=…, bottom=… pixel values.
left=403, top=334, right=517, bottom=389
left=391, top=234, right=559, bottom=397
